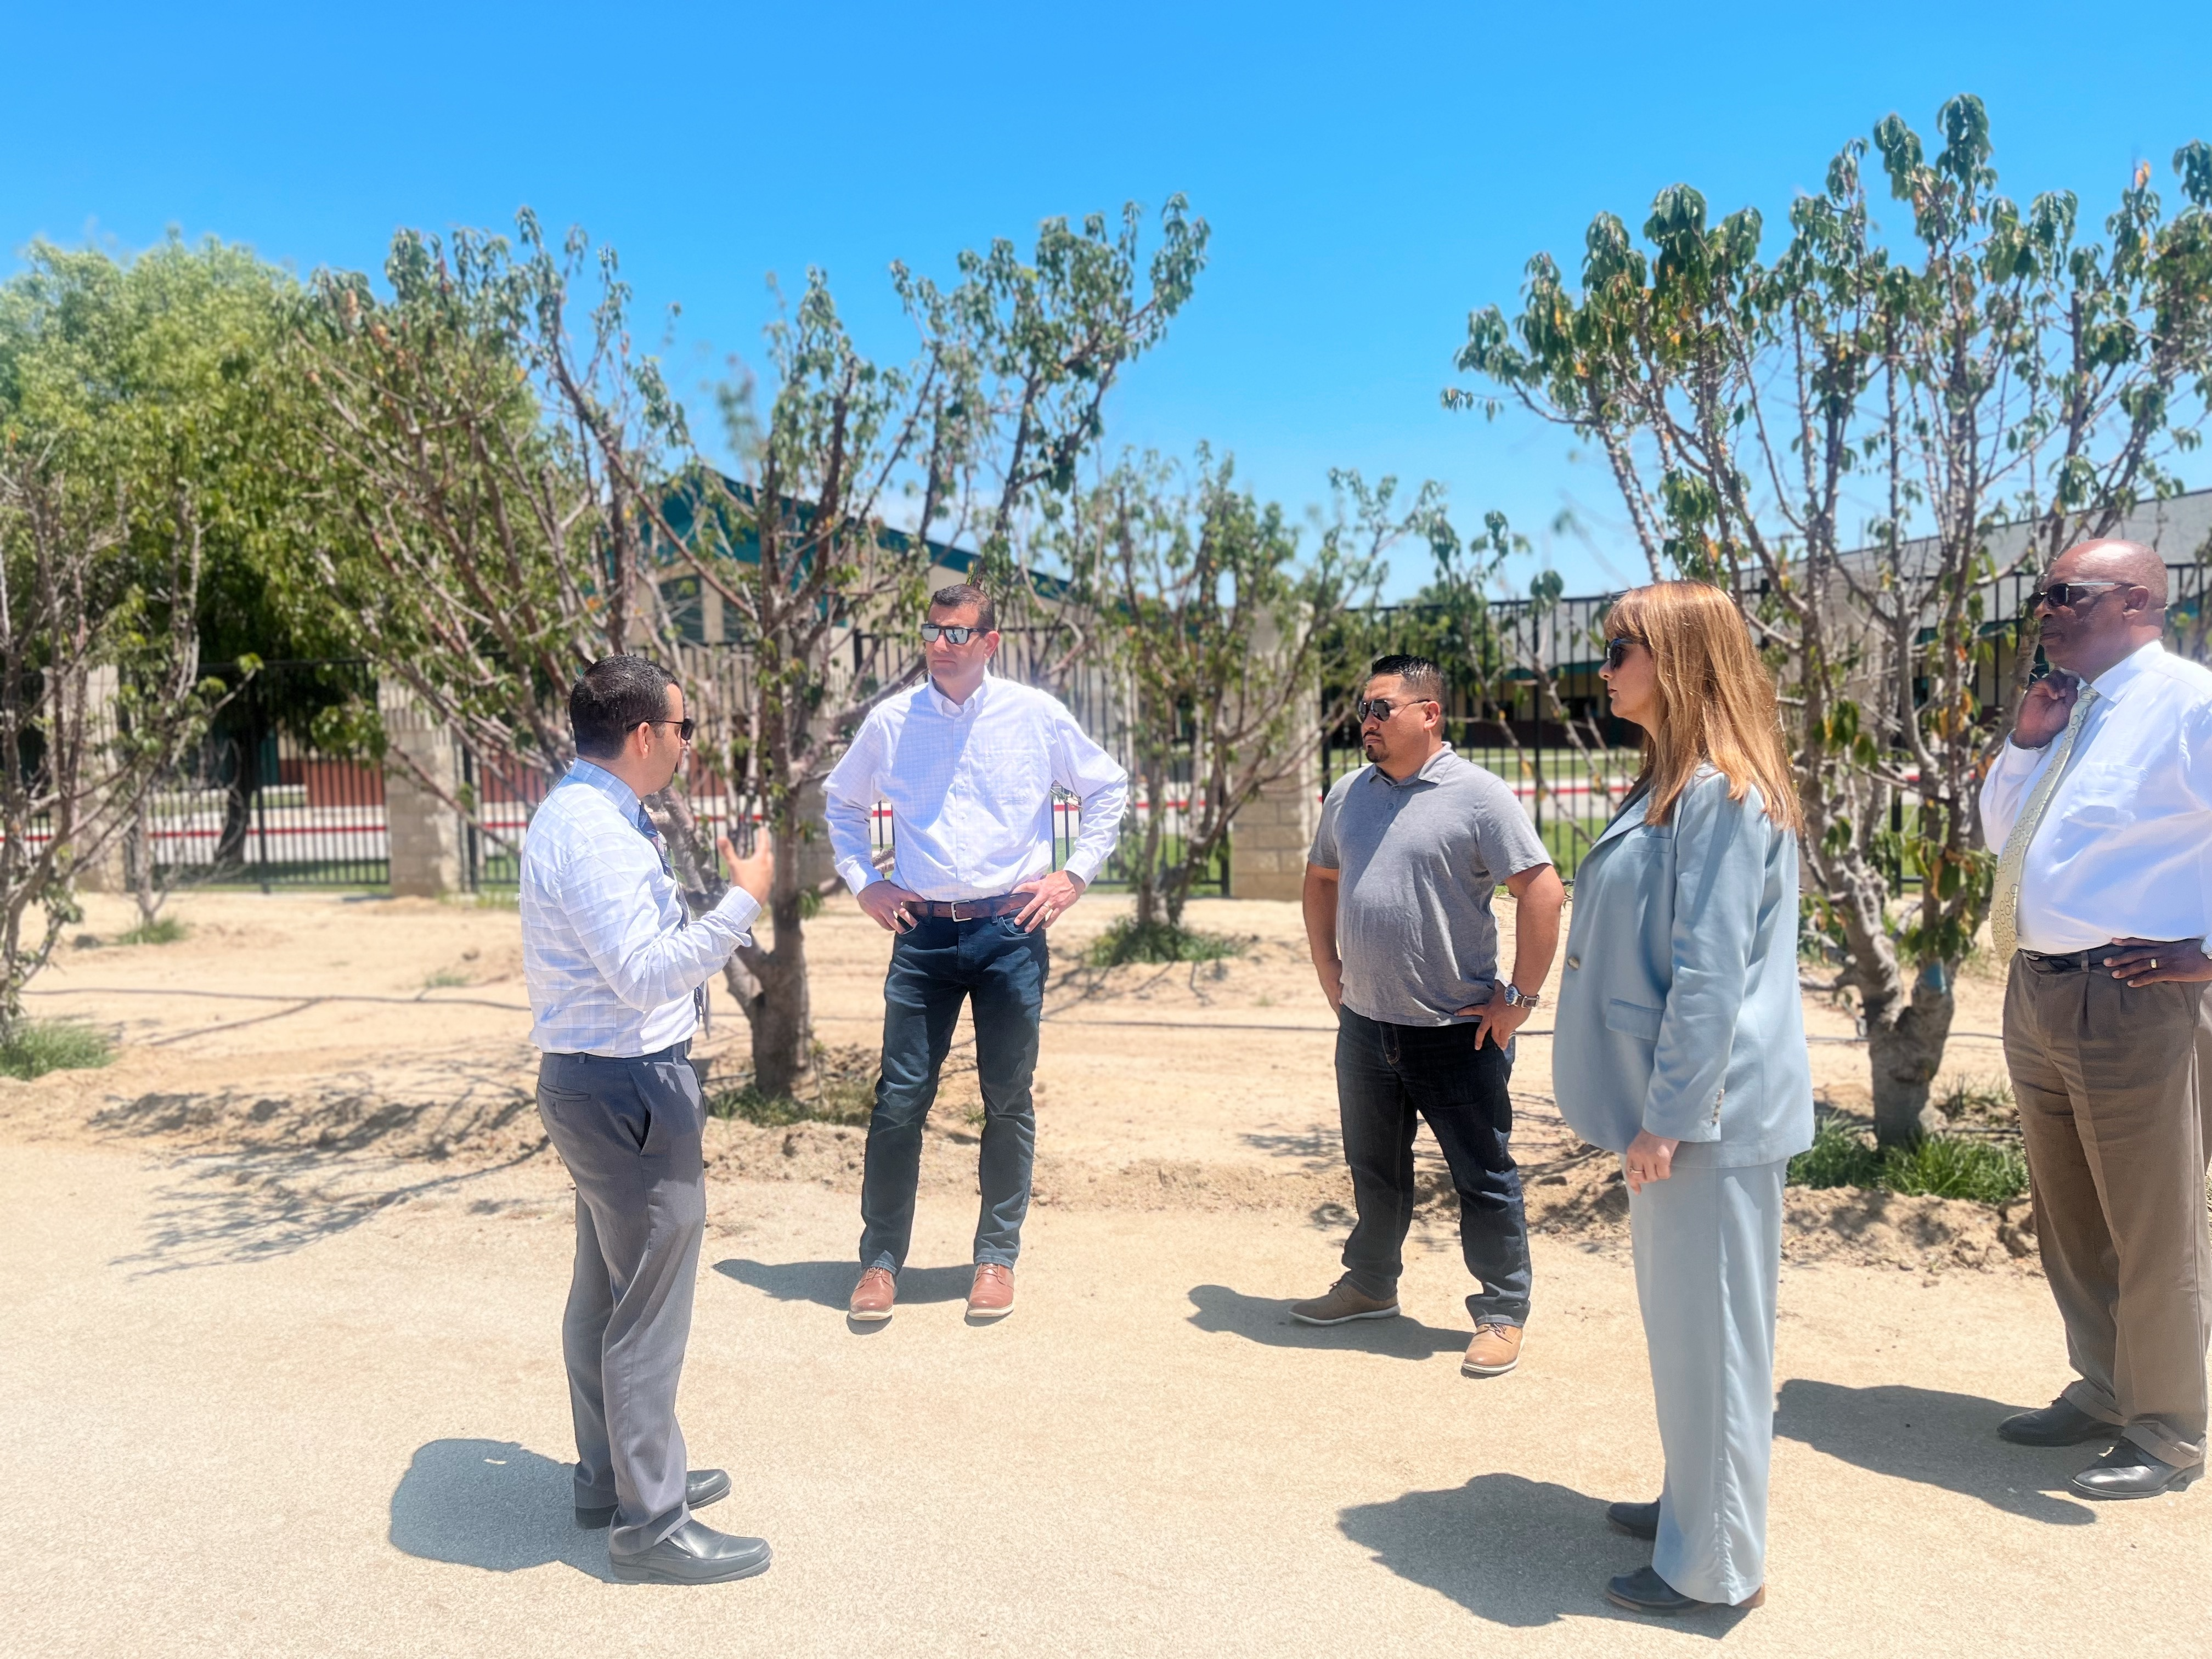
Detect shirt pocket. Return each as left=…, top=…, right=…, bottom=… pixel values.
left=1605, top=999, right=1664, bottom=1042
left=2065, top=761, right=2146, bottom=826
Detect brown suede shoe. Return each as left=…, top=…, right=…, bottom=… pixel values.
left=967, top=1263, right=1014, bottom=1319
left=1462, top=1321, right=1523, bottom=1377
left=1289, top=1277, right=1401, bottom=1326
left=849, top=1266, right=896, bottom=1322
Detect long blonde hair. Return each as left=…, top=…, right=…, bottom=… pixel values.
left=1605, top=581, right=1803, bottom=834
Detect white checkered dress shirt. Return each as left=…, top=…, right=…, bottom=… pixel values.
left=520, top=759, right=761, bottom=1056
left=823, top=674, right=1128, bottom=900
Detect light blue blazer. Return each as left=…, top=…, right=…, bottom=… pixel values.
left=1552, top=767, right=1814, bottom=1169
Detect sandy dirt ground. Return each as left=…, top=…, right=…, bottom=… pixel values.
left=4, top=889, right=2203, bottom=1656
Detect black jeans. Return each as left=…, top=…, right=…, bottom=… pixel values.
left=1336, top=1006, right=1532, bottom=1325
left=859, top=913, right=1048, bottom=1272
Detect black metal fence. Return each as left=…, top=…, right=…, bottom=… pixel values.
left=149, top=661, right=389, bottom=891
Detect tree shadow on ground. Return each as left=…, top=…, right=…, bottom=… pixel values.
left=388, top=1438, right=614, bottom=1579
left=108, top=1144, right=542, bottom=1277
left=1340, top=1472, right=1743, bottom=1634
left=1774, top=1380, right=2097, bottom=1526
left=1185, top=1284, right=1468, bottom=1359
left=714, top=1258, right=976, bottom=1310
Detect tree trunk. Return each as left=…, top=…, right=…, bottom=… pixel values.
left=747, top=895, right=812, bottom=1100
left=1865, top=965, right=1957, bottom=1148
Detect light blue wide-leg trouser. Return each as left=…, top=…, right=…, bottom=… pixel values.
left=1630, top=1156, right=1786, bottom=1607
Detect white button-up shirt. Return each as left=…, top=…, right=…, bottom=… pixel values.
left=823, top=674, right=1129, bottom=900
left=1979, top=640, right=2212, bottom=953
left=521, top=760, right=761, bottom=1055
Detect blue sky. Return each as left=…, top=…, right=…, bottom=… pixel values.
left=9, top=2, right=2211, bottom=596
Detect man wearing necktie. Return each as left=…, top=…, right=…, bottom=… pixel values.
left=1980, top=539, right=2212, bottom=1500
left=521, top=655, right=777, bottom=1581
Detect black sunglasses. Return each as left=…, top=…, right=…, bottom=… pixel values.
left=921, top=623, right=985, bottom=645
left=2027, top=579, right=2126, bottom=613
left=1357, top=696, right=1436, bottom=724
left=645, top=717, right=696, bottom=742
left=1603, top=636, right=1643, bottom=669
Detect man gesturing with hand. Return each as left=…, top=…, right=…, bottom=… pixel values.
left=825, top=583, right=1127, bottom=1324
left=1295, top=653, right=1564, bottom=1379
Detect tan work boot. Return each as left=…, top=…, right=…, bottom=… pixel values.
left=967, top=1262, right=1014, bottom=1320
left=1289, top=1276, right=1401, bottom=1326
left=1462, top=1321, right=1523, bottom=1376
left=849, top=1266, right=896, bottom=1322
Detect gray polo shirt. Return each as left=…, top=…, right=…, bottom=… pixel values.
left=1310, top=744, right=1551, bottom=1026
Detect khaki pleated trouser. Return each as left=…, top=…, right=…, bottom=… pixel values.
left=2003, top=956, right=2212, bottom=1469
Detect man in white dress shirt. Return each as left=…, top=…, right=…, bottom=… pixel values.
left=823, top=583, right=1128, bottom=1323
left=1980, top=539, right=2212, bottom=1499
left=521, top=655, right=776, bottom=1581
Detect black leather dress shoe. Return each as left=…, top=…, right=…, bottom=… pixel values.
left=576, top=1468, right=732, bottom=1530
left=608, top=1519, right=772, bottom=1584
left=1997, top=1398, right=2116, bottom=1447
left=1605, top=1564, right=1763, bottom=1614
left=1606, top=1499, right=1660, bottom=1541
left=2069, top=1441, right=2204, bottom=1500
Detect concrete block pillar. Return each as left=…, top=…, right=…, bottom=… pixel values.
left=70, top=665, right=130, bottom=894
left=379, top=681, right=462, bottom=897
left=1228, top=733, right=1321, bottom=901
left=1227, top=609, right=1322, bottom=904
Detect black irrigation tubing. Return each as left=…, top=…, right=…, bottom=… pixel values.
left=25, top=985, right=534, bottom=1014
left=27, top=986, right=2012, bottom=1048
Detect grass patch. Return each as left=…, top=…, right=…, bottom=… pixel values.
left=708, top=1043, right=877, bottom=1127
left=115, top=916, right=190, bottom=946
left=0, top=1019, right=115, bottom=1080
left=421, top=968, right=473, bottom=989
left=1935, top=1073, right=2015, bottom=1123
left=1084, top=917, right=1244, bottom=967
left=1788, top=1113, right=2029, bottom=1204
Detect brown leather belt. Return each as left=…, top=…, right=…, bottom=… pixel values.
left=909, top=894, right=1027, bottom=919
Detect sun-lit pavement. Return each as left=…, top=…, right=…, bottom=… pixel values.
left=6, top=1139, right=2206, bottom=1659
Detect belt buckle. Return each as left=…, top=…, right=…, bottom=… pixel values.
left=948, top=899, right=970, bottom=922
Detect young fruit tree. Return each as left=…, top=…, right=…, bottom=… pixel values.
left=1452, top=96, right=2212, bottom=1147
left=287, top=202, right=1207, bottom=1099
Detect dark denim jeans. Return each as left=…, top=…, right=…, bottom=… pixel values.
left=1336, top=1006, right=1532, bottom=1325
left=859, top=913, right=1048, bottom=1273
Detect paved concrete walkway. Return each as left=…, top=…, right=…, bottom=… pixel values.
left=5, top=1142, right=2204, bottom=1657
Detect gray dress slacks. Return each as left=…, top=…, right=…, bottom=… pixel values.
left=535, top=1047, right=708, bottom=1556
left=1629, top=1156, right=1786, bottom=1608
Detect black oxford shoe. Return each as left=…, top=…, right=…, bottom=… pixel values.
left=1605, top=1565, right=1764, bottom=1615
left=1997, top=1398, right=2117, bottom=1447
left=2069, top=1441, right=2203, bottom=1500
left=1606, top=1499, right=1660, bottom=1541
left=608, top=1519, right=772, bottom=1585
left=577, top=1468, right=731, bottom=1530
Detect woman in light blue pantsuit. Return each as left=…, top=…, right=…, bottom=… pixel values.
left=1552, top=580, right=1813, bottom=1617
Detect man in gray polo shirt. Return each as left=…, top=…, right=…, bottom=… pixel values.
left=1294, top=653, right=1564, bottom=1378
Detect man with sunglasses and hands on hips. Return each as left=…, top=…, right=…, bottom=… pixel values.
left=1294, top=653, right=1565, bottom=1378
left=1981, top=538, right=2212, bottom=1500
left=825, top=583, right=1128, bottom=1323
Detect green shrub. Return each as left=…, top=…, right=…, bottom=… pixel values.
left=1787, top=1115, right=1884, bottom=1189
left=0, top=1019, right=115, bottom=1080
left=116, top=916, right=189, bottom=946
left=708, top=1043, right=877, bottom=1127
left=1786, top=1112, right=2028, bottom=1204
left=1880, top=1136, right=2029, bottom=1203
left=1084, top=916, right=1244, bottom=967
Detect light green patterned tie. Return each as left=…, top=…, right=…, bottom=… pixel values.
left=1990, top=684, right=2098, bottom=962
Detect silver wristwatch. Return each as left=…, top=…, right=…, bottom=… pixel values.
left=1501, top=983, right=1542, bottom=1010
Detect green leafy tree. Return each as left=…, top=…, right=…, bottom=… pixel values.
left=1043, top=450, right=1441, bottom=947
left=1454, top=96, right=2212, bottom=1146
left=0, top=243, right=242, bottom=1028
left=288, top=202, right=1206, bottom=1099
